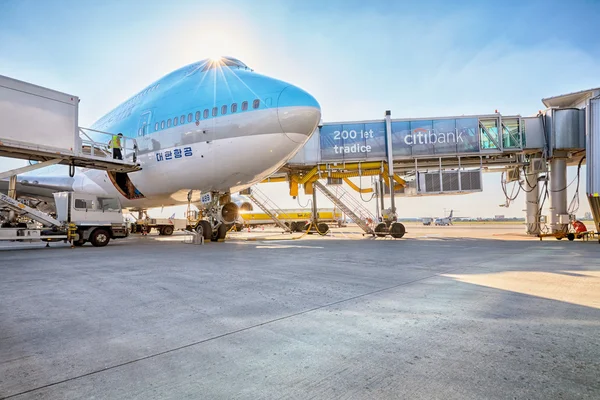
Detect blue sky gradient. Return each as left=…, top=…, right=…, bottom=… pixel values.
left=0, top=0, right=598, bottom=218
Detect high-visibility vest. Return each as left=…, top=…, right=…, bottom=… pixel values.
left=109, top=135, right=121, bottom=149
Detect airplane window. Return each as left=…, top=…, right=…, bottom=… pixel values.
left=253, top=99, right=260, bottom=109
left=161, top=120, right=165, bottom=129
left=212, top=107, right=218, bottom=117
left=167, top=119, right=172, bottom=128
left=155, top=122, right=159, bottom=131
left=221, top=105, right=227, bottom=115
left=195, top=111, right=201, bottom=121
left=174, top=117, right=178, bottom=126
left=242, top=101, right=248, bottom=111
left=203, top=109, right=209, bottom=118
left=188, top=113, right=193, bottom=122
left=231, top=103, right=238, bottom=113
left=180, top=115, right=185, bottom=124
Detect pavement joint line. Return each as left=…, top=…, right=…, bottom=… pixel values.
left=1, top=260, right=491, bottom=400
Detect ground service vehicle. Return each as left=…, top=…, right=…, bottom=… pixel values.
left=0, top=192, right=128, bottom=247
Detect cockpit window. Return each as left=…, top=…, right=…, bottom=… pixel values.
left=201, top=57, right=249, bottom=72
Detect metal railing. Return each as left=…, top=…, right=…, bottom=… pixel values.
left=248, top=186, right=292, bottom=232
left=314, top=181, right=374, bottom=235
left=78, top=127, right=138, bottom=163
left=332, top=184, right=377, bottom=225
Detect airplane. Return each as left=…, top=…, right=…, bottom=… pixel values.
left=434, top=210, right=453, bottom=226
left=0, top=56, right=321, bottom=241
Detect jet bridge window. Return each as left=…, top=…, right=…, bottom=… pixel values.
left=221, top=105, right=227, bottom=115
left=231, top=103, right=238, bottom=113
left=203, top=109, right=209, bottom=119
left=188, top=113, right=193, bottom=123
left=253, top=99, right=260, bottom=109
left=242, top=101, right=248, bottom=111
left=212, top=107, right=218, bottom=117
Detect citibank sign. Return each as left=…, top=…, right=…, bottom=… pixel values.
left=403, top=128, right=465, bottom=146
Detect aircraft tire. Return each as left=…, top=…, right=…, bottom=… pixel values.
left=197, top=220, right=212, bottom=241
left=213, top=223, right=228, bottom=241
left=390, top=222, right=406, bottom=239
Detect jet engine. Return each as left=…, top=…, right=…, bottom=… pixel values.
left=219, top=202, right=240, bottom=224
left=232, top=195, right=254, bottom=212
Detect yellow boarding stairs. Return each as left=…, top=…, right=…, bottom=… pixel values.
left=247, top=186, right=293, bottom=233
left=313, top=181, right=374, bottom=235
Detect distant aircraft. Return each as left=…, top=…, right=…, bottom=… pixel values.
left=2, top=56, right=321, bottom=241
left=434, top=210, right=453, bottom=226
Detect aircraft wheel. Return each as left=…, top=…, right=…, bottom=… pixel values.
left=567, top=233, right=575, bottom=241
left=213, top=223, right=229, bottom=241
left=375, top=223, right=388, bottom=238
left=317, top=223, right=329, bottom=236
left=161, top=225, right=174, bottom=236
left=197, top=220, right=212, bottom=241
left=390, top=222, right=406, bottom=239
left=90, top=229, right=110, bottom=247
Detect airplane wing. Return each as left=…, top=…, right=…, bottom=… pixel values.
left=0, top=176, right=75, bottom=211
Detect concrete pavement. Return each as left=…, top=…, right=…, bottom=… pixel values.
left=1, top=233, right=598, bottom=399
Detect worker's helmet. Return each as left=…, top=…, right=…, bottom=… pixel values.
left=117, top=133, right=123, bottom=137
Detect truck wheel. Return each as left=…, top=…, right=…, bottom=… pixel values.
left=390, top=222, right=406, bottom=239
left=375, top=223, right=388, bottom=237
left=90, top=229, right=110, bottom=247
left=197, top=220, right=212, bottom=241
left=161, top=225, right=174, bottom=236
left=567, top=233, right=575, bottom=241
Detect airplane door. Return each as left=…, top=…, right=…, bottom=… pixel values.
left=137, top=110, right=152, bottom=137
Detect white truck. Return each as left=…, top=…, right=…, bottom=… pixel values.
left=0, top=192, right=128, bottom=247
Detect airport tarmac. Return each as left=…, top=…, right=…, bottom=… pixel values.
left=1, top=225, right=599, bottom=399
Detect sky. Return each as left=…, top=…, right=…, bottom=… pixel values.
left=0, top=0, right=598, bottom=219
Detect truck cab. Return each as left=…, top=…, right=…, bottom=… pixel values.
left=54, top=192, right=128, bottom=247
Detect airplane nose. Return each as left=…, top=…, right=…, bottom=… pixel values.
left=277, top=85, right=321, bottom=137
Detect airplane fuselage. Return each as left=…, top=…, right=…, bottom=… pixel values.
left=78, top=57, right=320, bottom=208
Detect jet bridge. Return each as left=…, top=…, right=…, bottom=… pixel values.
left=278, top=90, right=594, bottom=238
left=0, top=74, right=140, bottom=174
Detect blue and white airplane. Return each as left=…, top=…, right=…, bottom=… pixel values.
left=8, top=57, right=321, bottom=239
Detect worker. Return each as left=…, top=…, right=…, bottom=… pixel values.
left=572, top=220, right=588, bottom=238
left=109, top=133, right=124, bottom=160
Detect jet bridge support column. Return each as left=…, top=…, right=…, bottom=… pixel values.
left=550, top=158, right=568, bottom=233
left=384, top=110, right=396, bottom=217
left=524, top=166, right=540, bottom=235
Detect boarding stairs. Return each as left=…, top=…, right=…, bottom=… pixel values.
left=0, top=193, right=61, bottom=227
left=248, top=186, right=292, bottom=232
left=313, top=181, right=375, bottom=235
